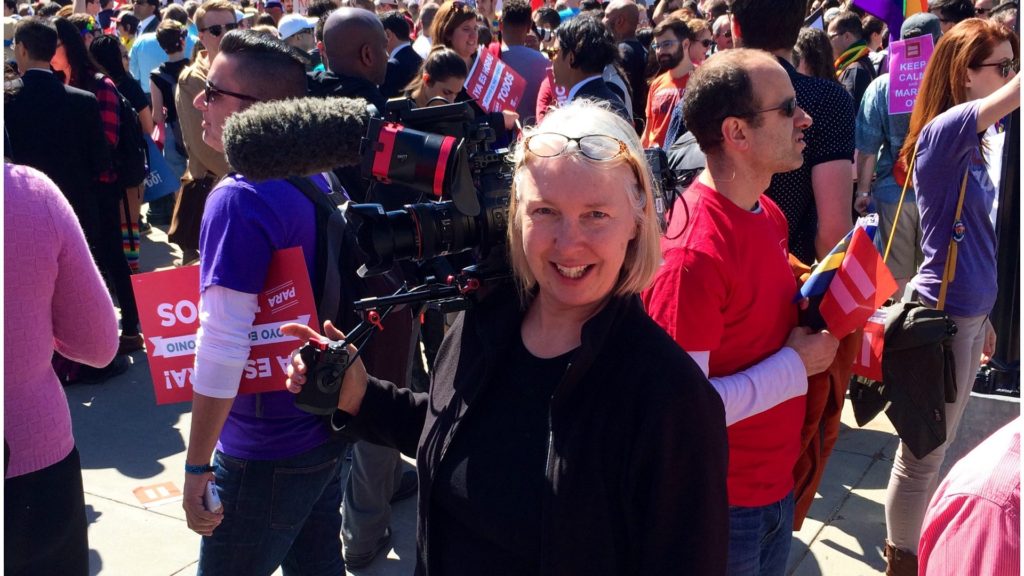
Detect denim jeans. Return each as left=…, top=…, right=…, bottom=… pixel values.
left=726, top=491, right=795, bottom=576
left=198, top=436, right=348, bottom=576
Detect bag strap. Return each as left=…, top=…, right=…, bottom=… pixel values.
left=886, top=141, right=969, bottom=312
left=883, top=143, right=917, bottom=263
left=286, top=176, right=332, bottom=307
left=937, top=167, right=970, bottom=311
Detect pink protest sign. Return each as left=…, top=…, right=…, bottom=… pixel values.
left=464, top=51, right=528, bottom=113
left=131, top=247, right=319, bottom=405
left=888, top=35, right=934, bottom=115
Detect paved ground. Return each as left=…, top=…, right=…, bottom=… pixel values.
left=63, top=223, right=1018, bottom=576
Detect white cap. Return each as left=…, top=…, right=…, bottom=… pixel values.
left=375, top=0, right=399, bottom=6
left=277, top=14, right=316, bottom=39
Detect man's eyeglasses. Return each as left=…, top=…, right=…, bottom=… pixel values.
left=204, top=79, right=262, bottom=104
left=524, top=133, right=629, bottom=161
left=199, top=22, right=239, bottom=36
left=752, top=96, right=799, bottom=118
left=976, top=57, right=1019, bottom=78
left=651, top=39, right=679, bottom=50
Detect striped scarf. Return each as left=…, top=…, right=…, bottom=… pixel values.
left=834, top=40, right=870, bottom=75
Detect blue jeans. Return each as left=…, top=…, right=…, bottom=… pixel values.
left=726, top=491, right=794, bottom=576
left=198, top=437, right=348, bottom=576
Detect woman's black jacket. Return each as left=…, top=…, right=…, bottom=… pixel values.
left=337, top=284, right=730, bottom=575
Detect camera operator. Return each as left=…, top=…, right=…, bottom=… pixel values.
left=284, top=99, right=729, bottom=575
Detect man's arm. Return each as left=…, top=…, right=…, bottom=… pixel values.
left=689, top=327, right=839, bottom=425
left=182, top=285, right=260, bottom=536
left=812, top=159, right=854, bottom=259
left=854, top=152, right=877, bottom=215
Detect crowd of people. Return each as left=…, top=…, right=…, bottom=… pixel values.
left=3, top=0, right=1020, bottom=574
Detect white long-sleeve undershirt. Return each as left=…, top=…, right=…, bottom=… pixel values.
left=192, top=285, right=260, bottom=399
left=688, top=348, right=808, bottom=426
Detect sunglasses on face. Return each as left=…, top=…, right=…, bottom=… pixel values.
left=977, top=57, right=1019, bottom=78
left=651, top=39, right=679, bottom=50
left=200, top=22, right=239, bottom=36
left=204, top=79, right=261, bottom=104
left=700, top=38, right=713, bottom=48
left=752, top=96, right=799, bottom=118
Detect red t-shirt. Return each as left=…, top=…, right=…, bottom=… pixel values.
left=642, top=181, right=802, bottom=507
left=641, top=71, right=688, bottom=148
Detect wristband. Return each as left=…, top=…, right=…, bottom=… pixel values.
left=185, top=463, right=216, bottom=475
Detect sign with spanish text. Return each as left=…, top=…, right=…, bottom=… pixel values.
left=131, top=247, right=318, bottom=405
left=888, top=35, right=934, bottom=115
left=464, top=50, right=527, bottom=113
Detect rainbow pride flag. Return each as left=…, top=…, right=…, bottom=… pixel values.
left=853, top=0, right=927, bottom=40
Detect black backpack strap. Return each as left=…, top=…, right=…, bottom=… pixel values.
left=286, top=175, right=361, bottom=329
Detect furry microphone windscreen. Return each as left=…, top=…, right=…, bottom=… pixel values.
left=223, top=96, right=371, bottom=182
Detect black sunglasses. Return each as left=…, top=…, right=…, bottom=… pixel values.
left=199, top=22, right=239, bottom=36
left=977, top=57, right=1020, bottom=79
left=753, top=96, right=799, bottom=118
left=700, top=38, right=713, bottom=48
left=204, top=79, right=261, bottom=104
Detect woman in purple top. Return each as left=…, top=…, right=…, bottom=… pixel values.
left=883, top=18, right=1019, bottom=575
left=4, top=164, right=120, bottom=575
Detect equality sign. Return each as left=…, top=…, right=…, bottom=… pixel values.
left=852, top=308, right=886, bottom=382
left=465, top=50, right=527, bottom=113
left=131, top=247, right=318, bottom=405
left=888, top=35, right=934, bottom=115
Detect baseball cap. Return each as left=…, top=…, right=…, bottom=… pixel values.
left=277, top=13, right=316, bottom=39
left=265, top=0, right=284, bottom=10
left=900, top=12, right=942, bottom=43
left=375, top=0, right=399, bottom=6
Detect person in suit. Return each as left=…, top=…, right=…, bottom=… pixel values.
left=380, top=10, right=423, bottom=98
left=5, top=17, right=110, bottom=241
left=134, top=0, right=160, bottom=34
left=549, top=14, right=629, bottom=119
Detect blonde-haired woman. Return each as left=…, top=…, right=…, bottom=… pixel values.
left=284, top=100, right=729, bottom=575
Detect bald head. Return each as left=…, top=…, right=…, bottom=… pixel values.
left=682, top=48, right=781, bottom=154
left=602, top=0, right=638, bottom=41
left=323, top=6, right=389, bottom=84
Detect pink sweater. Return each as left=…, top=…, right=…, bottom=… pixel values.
left=4, top=164, right=119, bottom=479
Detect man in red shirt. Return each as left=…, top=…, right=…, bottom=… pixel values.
left=640, top=16, right=693, bottom=148
left=642, top=48, right=839, bottom=576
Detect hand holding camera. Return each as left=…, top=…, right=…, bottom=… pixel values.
left=282, top=321, right=369, bottom=416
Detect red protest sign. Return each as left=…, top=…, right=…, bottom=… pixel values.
left=464, top=50, right=527, bottom=113
left=131, top=247, right=319, bottom=405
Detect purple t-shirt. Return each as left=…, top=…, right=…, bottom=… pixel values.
left=911, top=101, right=997, bottom=317
left=199, top=173, right=328, bottom=460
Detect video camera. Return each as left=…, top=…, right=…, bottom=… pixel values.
left=348, top=98, right=513, bottom=280
left=293, top=100, right=513, bottom=415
